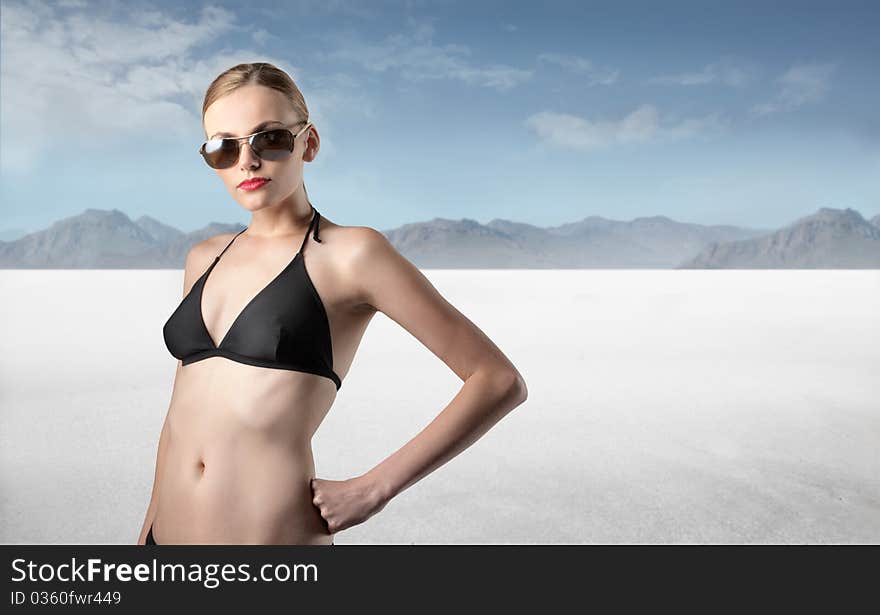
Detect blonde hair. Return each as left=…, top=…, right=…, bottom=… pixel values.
left=202, top=62, right=311, bottom=195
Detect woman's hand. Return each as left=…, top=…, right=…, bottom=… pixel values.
left=310, top=474, right=389, bottom=535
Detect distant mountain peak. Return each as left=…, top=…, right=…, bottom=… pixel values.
left=632, top=215, right=676, bottom=223
left=82, top=207, right=126, bottom=217
left=680, top=206, right=880, bottom=269
left=805, top=206, right=866, bottom=223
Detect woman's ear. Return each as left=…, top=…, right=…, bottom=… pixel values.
left=303, top=125, right=320, bottom=162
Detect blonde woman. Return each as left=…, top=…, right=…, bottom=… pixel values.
left=139, top=62, right=527, bottom=545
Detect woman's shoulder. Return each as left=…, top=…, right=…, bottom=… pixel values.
left=319, top=220, right=395, bottom=264
left=186, top=228, right=242, bottom=268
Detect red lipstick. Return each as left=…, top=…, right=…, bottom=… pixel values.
left=238, top=177, right=270, bottom=191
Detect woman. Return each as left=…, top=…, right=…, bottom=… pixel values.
left=138, top=62, right=528, bottom=545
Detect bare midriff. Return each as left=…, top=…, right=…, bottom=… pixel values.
left=152, top=356, right=337, bottom=545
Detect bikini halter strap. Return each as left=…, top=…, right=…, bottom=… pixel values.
left=298, top=203, right=323, bottom=253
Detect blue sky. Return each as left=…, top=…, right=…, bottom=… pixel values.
left=2, top=0, right=878, bottom=236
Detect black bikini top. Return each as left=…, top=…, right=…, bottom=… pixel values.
left=162, top=204, right=342, bottom=390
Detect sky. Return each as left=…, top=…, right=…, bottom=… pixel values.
left=1, top=0, right=879, bottom=237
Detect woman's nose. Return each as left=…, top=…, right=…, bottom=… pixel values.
left=239, top=142, right=260, bottom=168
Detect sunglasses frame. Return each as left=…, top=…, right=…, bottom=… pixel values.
left=199, top=120, right=313, bottom=169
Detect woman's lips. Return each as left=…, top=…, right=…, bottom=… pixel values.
left=238, top=178, right=270, bottom=191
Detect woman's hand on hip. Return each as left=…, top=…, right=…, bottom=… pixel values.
left=310, top=475, right=389, bottom=535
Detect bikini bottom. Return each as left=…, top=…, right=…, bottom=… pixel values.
left=145, top=523, right=333, bottom=545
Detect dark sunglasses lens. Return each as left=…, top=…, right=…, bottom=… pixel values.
left=253, top=129, right=294, bottom=161
left=202, top=139, right=240, bottom=169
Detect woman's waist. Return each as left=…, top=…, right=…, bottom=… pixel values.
left=162, top=434, right=317, bottom=487
left=153, top=487, right=328, bottom=544
left=155, top=444, right=324, bottom=540
left=160, top=463, right=317, bottom=512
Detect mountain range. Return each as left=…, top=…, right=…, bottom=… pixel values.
left=0, top=207, right=878, bottom=269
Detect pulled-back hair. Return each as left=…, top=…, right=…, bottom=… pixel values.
left=202, top=62, right=309, bottom=129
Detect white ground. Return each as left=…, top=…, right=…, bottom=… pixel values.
left=1, top=269, right=878, bottom=544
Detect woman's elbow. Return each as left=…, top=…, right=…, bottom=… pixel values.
left=493, top=368, right=528, bottom=406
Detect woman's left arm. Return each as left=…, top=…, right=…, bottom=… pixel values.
left=311, top=227, right=528, bottom=533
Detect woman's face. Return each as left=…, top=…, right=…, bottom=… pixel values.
left=202, top=84, right=316, bottom=212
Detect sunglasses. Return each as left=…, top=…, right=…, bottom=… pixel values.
left=199, top=121, right=313, bottom=169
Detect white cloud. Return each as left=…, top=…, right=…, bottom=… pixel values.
left=646, top=55, right=758, bottom=87
left=0, top=1, right=322, bottom=174
left=252, top=28, right=274, bottom=46
left=316, top=18, right=533, bottom=91
left=750, top=62, right=837, bottom=116
left=525, top=105, right=727, bottom=150
left=536, top=52, right=619, bottom=85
